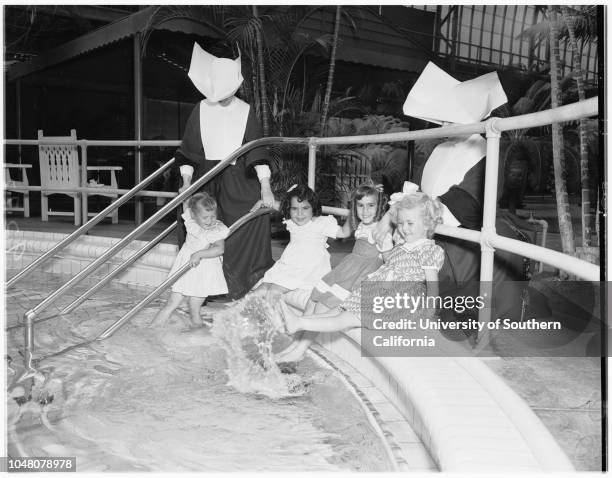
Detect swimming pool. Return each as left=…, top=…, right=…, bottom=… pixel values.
left=5, top=270, right=394, bottom=472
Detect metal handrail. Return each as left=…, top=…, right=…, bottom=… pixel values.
left=97, top=207, right=274, bottom=340
left=18, top=137, right=302, bottom=370
left=60, top=222, right=177, bottom=316
left=6, top=158, right=175, bottom=288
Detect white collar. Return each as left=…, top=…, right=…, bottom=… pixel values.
left=400, top=238, right=433, bottom=251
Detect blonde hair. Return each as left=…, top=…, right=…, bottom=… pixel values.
left=389, top=192, right=443, bottom=238
left=188, top=192, right=217, bottom=215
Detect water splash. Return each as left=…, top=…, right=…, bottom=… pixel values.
left=211, top=295, right=305, bottom=398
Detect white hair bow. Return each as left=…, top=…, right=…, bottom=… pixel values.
left=388, top=181, right=419, bottom=204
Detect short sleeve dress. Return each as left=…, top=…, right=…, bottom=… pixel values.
left=341, top=238, right=445, bottom=320
left=310, top=221, right=393, bottom=308
left=261, top=215, right=338, bottom=291
left=169, top=208, right=230, bottom=298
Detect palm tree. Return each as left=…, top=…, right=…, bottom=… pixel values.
left=561, top=5, right=597, bottom=247
left=250, top=6, right=270, bottom=136
left=518, top=5, right=599, bottom=255
left=548, top=6, right=575, bottom=256
left=320, top=6, right=342, bottom=134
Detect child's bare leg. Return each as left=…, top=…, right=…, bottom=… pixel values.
left=276, top=302, right=326, bottom=362
left=151, top=292, right=184, bottom=326
left=188, top=296, right=206, bottom=327
left=250, top=283, right=269, bottom=297
left=279, top=301, right=359, bottom=334
left=264, top=284, right=290, bottom=304
left=296, top=310, right=359, bottom=333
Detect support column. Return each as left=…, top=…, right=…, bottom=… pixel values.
left=134, top=33, right=144, bottom=225
left=308, top=138, right=317, bottom=190
left=16, top=79, right=22, bottom=163
left=476, top=118, right=501, bottom=347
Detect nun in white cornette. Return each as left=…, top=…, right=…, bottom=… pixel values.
left=402, top=61, right=508, bottom=232
left=379, top=63, right=533, bottom=318
left=174, top=43, right=275, bottom=300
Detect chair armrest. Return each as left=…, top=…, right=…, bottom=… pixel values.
left=4, top=164, right=33, bottom=169
left=86, top=166, right=123, bottom=171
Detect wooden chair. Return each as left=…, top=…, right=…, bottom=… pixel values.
left=4, top=163, right=32, bottom=217
left=38, top=129, right=122, bottom=225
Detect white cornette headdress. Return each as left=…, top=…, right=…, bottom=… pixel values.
left=187, top=43, right=244, bottom=102
left=403, top=62, right=508, bottom=124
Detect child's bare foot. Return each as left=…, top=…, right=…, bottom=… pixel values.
left=149, top=316, right=167, bottom=328
left=277, top=300, right=299, bottom=334
left=188, top=316, right=204, bottom=329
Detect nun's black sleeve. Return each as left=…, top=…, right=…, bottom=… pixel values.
left=174, top=103, right=204, bottom=175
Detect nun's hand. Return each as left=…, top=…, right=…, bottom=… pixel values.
left=250, top=200, right=265, bottom=213
left=260, top=184, right=276, bottom=209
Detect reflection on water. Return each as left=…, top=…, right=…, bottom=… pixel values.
left=5, top=271, right=391, bottom=472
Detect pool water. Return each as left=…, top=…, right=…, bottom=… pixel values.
left=5, top=271, right=392, bottom=472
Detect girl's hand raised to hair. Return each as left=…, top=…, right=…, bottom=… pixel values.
left=373, top=212, right=392, bottom=244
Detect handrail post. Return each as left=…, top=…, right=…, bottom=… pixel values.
left=476, top=118, right=502, bottom=346
left=81, top=142, right=89, bottom=226
left=24, top=311, right=36, bottom=372
left=308, top=137, right=317, bottom=190
left=134, top=33, right=144, bottom=226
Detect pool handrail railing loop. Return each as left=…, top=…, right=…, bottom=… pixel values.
left=16, top=137, right=302, bottom=371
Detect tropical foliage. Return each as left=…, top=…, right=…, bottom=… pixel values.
left=516, top=5, right=598, bottom=254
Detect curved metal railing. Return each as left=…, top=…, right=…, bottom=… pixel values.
left=14, top=208, right=273, bottom=367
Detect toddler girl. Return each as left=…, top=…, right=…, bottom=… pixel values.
left=276, top=182, right=392, bottom=362
left=253, top=184, right=340, bottom=300
left=278, top=192, right=445, bottom=335
left=152, top=192, right=229, bottom=328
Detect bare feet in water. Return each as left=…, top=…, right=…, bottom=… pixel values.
left=187, top=316, right=204, bottom=330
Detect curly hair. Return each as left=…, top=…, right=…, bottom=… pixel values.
left=188, top=192, right=217, bottom=215
left=280, top=184, right=322, bottom=219
left=347, top=182, right=388, bottom=231
left=388, top=192, right=444, bottom=238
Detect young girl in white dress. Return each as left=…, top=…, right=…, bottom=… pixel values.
left=253, top=184, right=343, bottom=301
left=152, top=192, right=229, bottom=328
